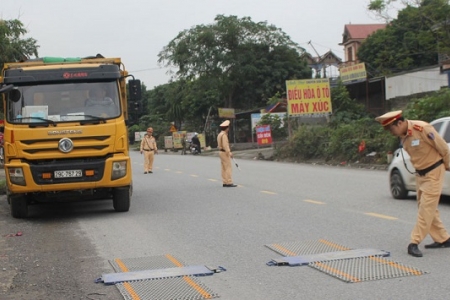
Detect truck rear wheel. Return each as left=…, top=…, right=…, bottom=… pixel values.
left=10, top=195, right=28, bottom=218
left=113, top=187, right=130, bottom=212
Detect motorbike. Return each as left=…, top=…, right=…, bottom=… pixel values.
left=189, top=142, right=200, bottom=155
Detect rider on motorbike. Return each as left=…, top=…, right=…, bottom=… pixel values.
left=191, top=132, right=201, bottom=154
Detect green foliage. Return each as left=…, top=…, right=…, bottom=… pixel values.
left=129, top=114, right=171, bottom=149
left=368, top=0, right=387, bottom=11
left=0, top=19, right=39, bottom=68
left=256, top=113, right=288, bottom=141
left=329, top=81, right=369, bottom=128
left=127, top=124, right=140, bottom=145
left=277, top=116, right=398, bottom=163
left=326, top=118, right=395, bottom=161
left=276, top=83, right=400, bottom=163
left=158, top=15, right=311, bottom=111
left=277, top=88, right=450, bottom=164
left=403, top=88, right=450, bottom=122
left=277, top=125, right=330, bottom=160
left=361, top=0, right=450, bottom=75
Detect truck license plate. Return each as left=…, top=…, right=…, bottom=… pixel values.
left=54, top=170, right=82, bottom=178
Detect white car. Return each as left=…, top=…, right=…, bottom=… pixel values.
left=388, top=116, right=450, bottom=199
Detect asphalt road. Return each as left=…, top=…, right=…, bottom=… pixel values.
left=1, top=148, right=450, bottom=299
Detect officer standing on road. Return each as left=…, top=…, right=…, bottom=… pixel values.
left=376, top=110, right=450, bottom=257
left=140, top=127, right=158, bottom=174
left=217, top=120, right=236, bottom=187
left=181, top=133, right=187, bottom=155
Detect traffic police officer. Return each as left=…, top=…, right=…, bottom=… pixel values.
left=376, top=110, right=450, bottom=257
left=140, top=127, right=158, bottom=174
left=217, top=120, right=237, bottom=187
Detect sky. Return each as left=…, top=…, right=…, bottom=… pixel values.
left=1, top=0, right=391, bottom=89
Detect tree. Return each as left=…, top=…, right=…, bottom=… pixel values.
left=0, top=19, right=39, bottom=68
left=158, top=15, right=311, bottom=110
left=329, top=81, right=368, bottom=128
left=257, top=113, right=287, bottom=141
left=363, top=0, right=450, bottom=73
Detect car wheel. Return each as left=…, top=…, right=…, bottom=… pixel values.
left=390, top=169, right=408, bottom=199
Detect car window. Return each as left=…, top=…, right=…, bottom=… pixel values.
left=432, top=121, right=443, bottom=133
left=443, top=123, right=450, bottom=143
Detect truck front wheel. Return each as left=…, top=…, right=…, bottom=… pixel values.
left=10, top=195, right=28, bottom=218
left=113, top=187, right=130, bottom=212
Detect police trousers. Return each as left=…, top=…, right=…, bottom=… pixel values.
left=219, top=151, right=232, bottom=185
left=143, top=150, right=155, bottom=172
left=411, top=164, right=450, bottom=244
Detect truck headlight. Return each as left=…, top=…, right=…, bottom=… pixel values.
left=111, top=161, right=127, bottom=180
left=8, top=167, right=26, bottom=186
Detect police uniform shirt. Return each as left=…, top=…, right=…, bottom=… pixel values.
left=140, top=134, right=157, bottom=151
left=218, top=131, right=230, bottom=154
left=402, top=120, right=450, bottom=170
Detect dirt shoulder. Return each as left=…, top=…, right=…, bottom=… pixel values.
left=0, top=200, right=121, bottom=299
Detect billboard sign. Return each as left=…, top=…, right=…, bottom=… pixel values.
left=339, top=63, right=367, bottom=84
left=256, top=125, right=272, bottom=145
left=218, top=108, right=235, bottom=119
left=286, top=79, right=332, bottom=116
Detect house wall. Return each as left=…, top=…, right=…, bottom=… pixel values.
left=343, top=41, right=361, bottom=64
left=386, top=66, right=448, bottom=100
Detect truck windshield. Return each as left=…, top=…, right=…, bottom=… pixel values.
left=6, top=82, right=121, bottom=124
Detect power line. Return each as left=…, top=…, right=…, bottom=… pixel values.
left=129, top=66, right=166, bottom=73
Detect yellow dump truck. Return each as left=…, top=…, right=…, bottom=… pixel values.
left=0, top=55, right=140, bottom=218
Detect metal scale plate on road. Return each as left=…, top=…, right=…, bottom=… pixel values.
left=265, top=239, right=428, bottom=283
left=100, top=254, right=223, bottom=300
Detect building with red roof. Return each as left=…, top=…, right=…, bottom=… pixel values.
left=340, top=24, right=387, bottom=65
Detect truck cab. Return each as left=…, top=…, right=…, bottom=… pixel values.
left=0, top=56, right=140, bottom=218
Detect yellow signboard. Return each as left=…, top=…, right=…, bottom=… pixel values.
left=172, top=131, right=187, bottom=149
left=286, top=79, right=332, bottom=116
left=339, top=63, right=367, bottom=84
left=218, top=108, right=235, bottom=119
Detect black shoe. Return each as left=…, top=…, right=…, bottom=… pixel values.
left=424, top=238, right=450, bottom=249
left=144, top=172, right=147, bottom=174
left=407, top=243, right=423, bottom=257
left=149, top=171, right=153, bottom=173
left=223, top=184, right=237, bottom=187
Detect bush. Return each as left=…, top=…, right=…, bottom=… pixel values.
left=275, top=81, right=403, bottom=164
left=277, top=125, right=331, bottom=160
left=276, top=118, right=398, bottom=164
left=404, top=89, right=450, bottom=122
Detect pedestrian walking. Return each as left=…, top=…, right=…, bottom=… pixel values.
left=217, top=120, right=236, bottom=187
left=140, top=127, right=158, bottom=174
left=376, top=110, right=450, bottom=257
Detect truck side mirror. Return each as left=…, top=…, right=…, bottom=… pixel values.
left=0, top=84, right=14, bottom=94
left=128, top=79, right=141, bottom=102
